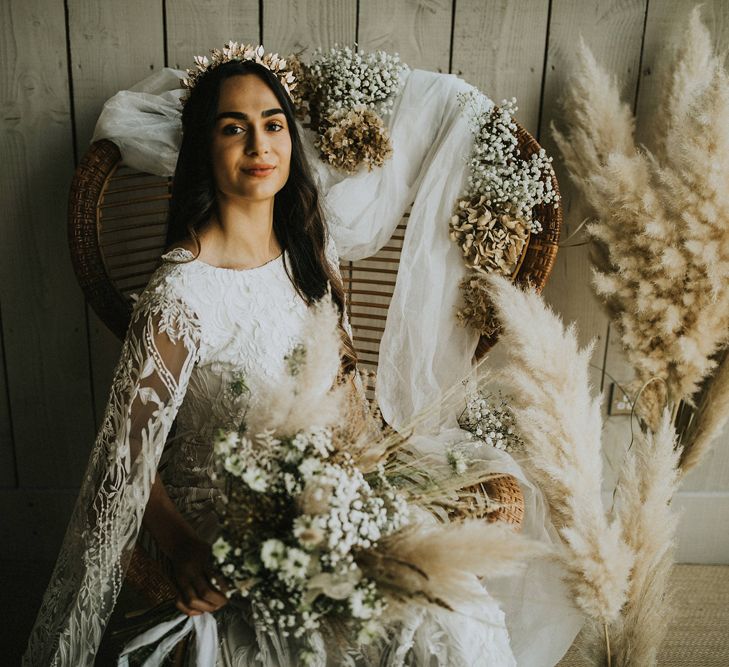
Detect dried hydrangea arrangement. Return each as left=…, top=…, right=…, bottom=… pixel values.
left=449, top=194, right=531, bottom=276
left=452, top=90, right=559, bottom=335
left=316, top=107, right=393, bottom=173
left=290, top=45, right=408, bottom=173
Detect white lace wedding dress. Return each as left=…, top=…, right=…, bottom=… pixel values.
left=23, top=238, right=518, bottom=666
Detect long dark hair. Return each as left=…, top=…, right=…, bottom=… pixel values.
left=165, top=59, right=357, bottom=376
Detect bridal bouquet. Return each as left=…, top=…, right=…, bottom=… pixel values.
left=117, top=294, right=542, bottom=665
left=210, top=422, right=410, bottom=651
left=203, top=296, right=542, bottom=663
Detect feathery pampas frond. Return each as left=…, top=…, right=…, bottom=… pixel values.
left=605, top=409, right=681, bottom=666
left=551, top=7, right=729, bottom=445
left=247, top=291, right=347, bottom=436
left=480, top=273, right=634, bottom=624
left=361, top=517, right=546, bottom=613
left=680, top=347, right=729, bottom=472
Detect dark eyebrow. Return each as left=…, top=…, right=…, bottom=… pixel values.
left=216, top=108, right=285, bottom=121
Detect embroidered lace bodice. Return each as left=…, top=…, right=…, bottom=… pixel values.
left=155, top=246, right=314, bottom=501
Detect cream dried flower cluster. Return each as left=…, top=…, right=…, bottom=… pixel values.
left=453, top=89, right=558, bottom=335
left=180, top=41, right=297, bottom=105
left=449, top=194, right=530, bottom=277
left=298, top=45, right=407, bottom=173
left=316, top=107, right=393, bottom=173
left=456, top=273, right=501, bottom=337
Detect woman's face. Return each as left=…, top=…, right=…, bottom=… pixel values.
left=210, top=74, right=292, bottom=203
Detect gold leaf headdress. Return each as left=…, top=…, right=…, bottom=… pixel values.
left=180, top=41, right=297, bottom=104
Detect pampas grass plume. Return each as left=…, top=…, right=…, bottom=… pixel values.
left=481, top=273, right=633, bottom=624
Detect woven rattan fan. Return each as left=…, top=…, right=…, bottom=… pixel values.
left=68, top=126, right=559, bottom=612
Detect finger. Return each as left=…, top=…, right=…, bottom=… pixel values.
left=200, top=586, right=229, bottom=608
left=179, top=582, right=216, bottom=612
left=204, top=572, right=230, bottom=606
left=192, top=577, right=227, bottom=610
left=207, top=570, right=231, bottom=594
left=202, top=569, right=230, bottom=599
left=175, top=597, right=202, bottom=617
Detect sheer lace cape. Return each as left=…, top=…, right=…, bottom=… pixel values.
left=23, top=262, right=201, bottom=666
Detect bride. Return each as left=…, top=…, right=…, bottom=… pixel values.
left=23, top=54, right=533, bottom=666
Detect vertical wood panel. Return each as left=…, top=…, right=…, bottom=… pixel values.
left=0, top=305, right=15, bottom=487
left=263, top=0, right=357, bottom=54
left=67, top=1, right=166, bottom=428
left=452, top=0, right=550, bottom=134
left=166, top=0, right=260, bottom=70
left=358, top=0, right=452, bottom=72
left=537, top=0, right=648, bottom=489
left=0, top=0, right=95, bottom=487
left=634, top=0, right=729, bottom=493
left=2, top=0, right=728, bottom=571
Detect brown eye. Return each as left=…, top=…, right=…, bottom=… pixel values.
left=222, top=125, right=245, bottom=135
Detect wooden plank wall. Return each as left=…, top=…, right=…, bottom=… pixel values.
left=2, top=3, right=729, bottom=644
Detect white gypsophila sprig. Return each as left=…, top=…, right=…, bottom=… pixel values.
left=457, top=389, right=526, bottom=453
left=458, top=89, right=559, bottom=221
left=307, top=45, right=407, bottom=118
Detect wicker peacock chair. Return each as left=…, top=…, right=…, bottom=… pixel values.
left=68, top=125, right=560, bottom=616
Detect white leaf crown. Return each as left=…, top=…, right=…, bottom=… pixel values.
left=180, top=41, right=297, bottom=105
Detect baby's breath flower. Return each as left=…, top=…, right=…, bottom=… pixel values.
left=457, top=89, right=559, bottom=221
left=446, top=447, right=469, bottom=475
left=457, top=389, right=525, bottom=453
left=214, top=429, right=240, bottom=456
left=242, top=465, right=268, bottom=492
left=280, top=547, right=311, bottom=581
left=211, top=537, right=231, bottom=563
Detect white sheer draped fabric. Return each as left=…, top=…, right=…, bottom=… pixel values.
left=89, top=66, right=484, bottom=433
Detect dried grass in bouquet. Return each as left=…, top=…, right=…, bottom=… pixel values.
left=551, top=8, right=729, bottom=470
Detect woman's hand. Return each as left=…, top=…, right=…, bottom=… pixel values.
left=169, top=535, right=229, bottom=617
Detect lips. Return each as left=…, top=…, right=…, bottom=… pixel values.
left=243, top=164, right=276, bottom=177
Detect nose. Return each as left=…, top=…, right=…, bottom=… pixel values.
left=244, top=126, right=269, bottom=156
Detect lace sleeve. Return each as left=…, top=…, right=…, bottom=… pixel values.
left=23, top=275, right=201, bottom=667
